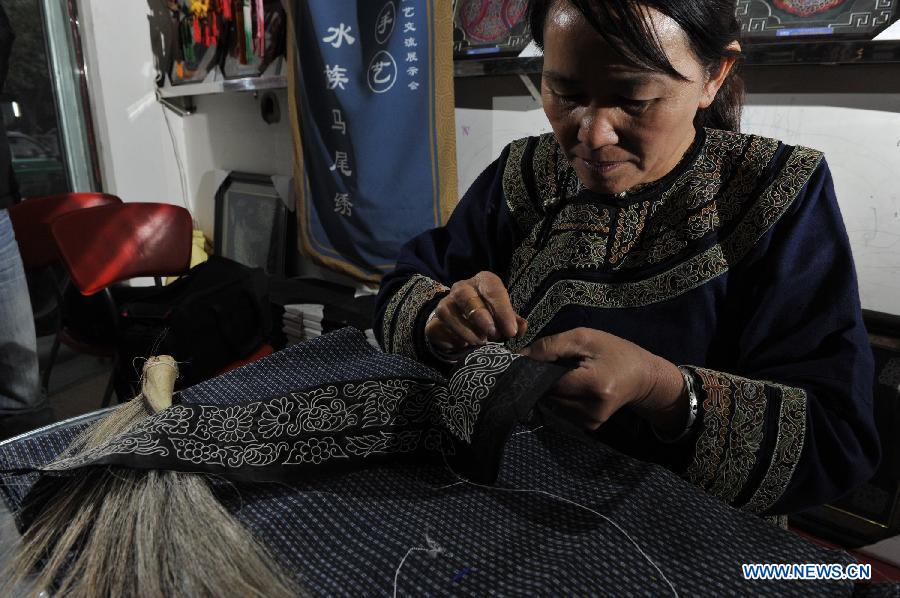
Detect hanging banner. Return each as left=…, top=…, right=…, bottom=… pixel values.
left=288, top=0, right=457, bottom=282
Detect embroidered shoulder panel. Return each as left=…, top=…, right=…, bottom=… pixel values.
left=502, top=137, right=542, bottom=235
left=504, top=130, right=790, bottom=316
left=507, top=141, right=823, bottom=349
left=621, top=133, right=781, bottom=269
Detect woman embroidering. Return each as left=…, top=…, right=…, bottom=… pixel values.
left=375, top=0, right=880, bottom=515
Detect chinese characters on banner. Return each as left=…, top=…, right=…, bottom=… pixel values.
left=288, top=1, right=456, bottom=281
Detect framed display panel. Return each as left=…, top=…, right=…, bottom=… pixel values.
left=737, top=0, right=898, bottom=39
left=453, top=0, right=531, bottom=58
left=214, top=172, right=295, bottom=277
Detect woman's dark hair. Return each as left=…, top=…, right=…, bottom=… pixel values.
left=529, top=0, right=744, bottom=132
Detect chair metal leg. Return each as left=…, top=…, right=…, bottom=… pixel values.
left=100, top=370, right=116, bottom=408
left=41, top=332, right=61, bottom=396
left=101, top=354, right=118, bottom=407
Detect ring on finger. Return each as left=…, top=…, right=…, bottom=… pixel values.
left=462, top=296, right=485, bottom=320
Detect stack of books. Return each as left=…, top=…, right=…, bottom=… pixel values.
left=269, top=278, right=379, bottom=349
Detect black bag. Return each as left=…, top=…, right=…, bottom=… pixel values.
left=115, top=256, right=271, bottom=393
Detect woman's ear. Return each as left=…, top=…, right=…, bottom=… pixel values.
left=698, top=41, right=741, bottom=109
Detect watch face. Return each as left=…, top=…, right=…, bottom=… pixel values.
left=737, top=0, right=898, bottom=39
left=453, top=0, right=532, bottom=58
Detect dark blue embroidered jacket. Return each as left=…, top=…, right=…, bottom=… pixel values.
left=375, top=128, right=880, bottom=515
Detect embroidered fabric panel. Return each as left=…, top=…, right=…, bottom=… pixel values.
left=533, top=134, right=570, bottom=211
left=504, top=130, right=786, bottom=319
left=742, top=385, right=808, bottom=513
left=683, top=367, right=808, bottom=514
left=381, top=274, right=449, bottom=360
left=502, top=137, right=542, bottom=236
left=621, top=134, right=781, bottom=269
left=507, top=144, right=823, bottom=350
left=36, top=339, right=564, bottom=487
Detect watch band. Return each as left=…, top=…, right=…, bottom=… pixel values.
left=652, top=366, right=700, bottom=444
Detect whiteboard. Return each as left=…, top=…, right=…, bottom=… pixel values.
left=455, top=94, right=900, bottom=315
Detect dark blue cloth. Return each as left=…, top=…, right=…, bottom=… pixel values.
left=0, top=329, right=873, bottom=596
left=375, top=128, right=880, bottom=516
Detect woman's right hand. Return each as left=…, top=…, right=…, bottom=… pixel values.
left=424, top=271, right=527, bottom=353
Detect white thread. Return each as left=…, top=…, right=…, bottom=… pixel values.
left=423, top=527, right=443, bottom=557
left=513, top=425, right=545, bottom=436
left=438, top=451, right=679, bottom=598
left=432, top=481, right=465, bottom=491
left=393, top=547, right=431, bottom=598
left=393, top=528, right=446, bottom=598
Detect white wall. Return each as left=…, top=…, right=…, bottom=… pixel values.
left=175, top=91, right=294, bottom=235
left=77, top=0, right=294, bottom=237
left=78, top=0, right=183, bottom=206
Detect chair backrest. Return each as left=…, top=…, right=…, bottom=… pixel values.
left=7, top=192, right=123, bottom=269
left=51, top=202, right=194, bottom=296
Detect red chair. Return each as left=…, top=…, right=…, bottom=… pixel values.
left=7, top=192, right=124, bottom=394
left=50, top=202, right=194, bottom=405
left=8, top=192, right=123, bottom=270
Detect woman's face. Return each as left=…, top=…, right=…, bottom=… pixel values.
left=541, top=2, right=732, bottom=195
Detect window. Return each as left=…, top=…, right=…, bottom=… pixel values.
left=3, top=0, right=97, bottom=199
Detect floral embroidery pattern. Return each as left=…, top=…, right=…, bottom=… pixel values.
left=686, top=369, right=734, bottom=490
left=259, top=396, right=298, bottom=438
left=43, top=415, right=170, bottom=471
left=441, top=344, right=520, bottom=442
left=624, top=135, right=780, bottom=269
left=348, top=379, right=443, bottom=428
left=42, top=345, right=525, bottom=475
left=713, top=379, right=768, bottom=504
left=534, top=134, right=567, bottom=212
left=285, top=437, right=348, bottom=465
left=171, top=438, right=237, bottom=466
left=608, top=201, right=652, bottom=264
left=345, top=431, right=423, bottom=457
left=292, top=387, right=361, bottom=432
left=503, top=137, right=542, bottom=235
left=206, top=406, right=256, bottom=443
left=171, top=439, right=288, bottom=468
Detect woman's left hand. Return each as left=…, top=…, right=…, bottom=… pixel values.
left=521, top=327, right=687, bottom=434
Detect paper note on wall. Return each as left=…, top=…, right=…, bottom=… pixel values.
left=455, top=96, right=552, bottom=199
